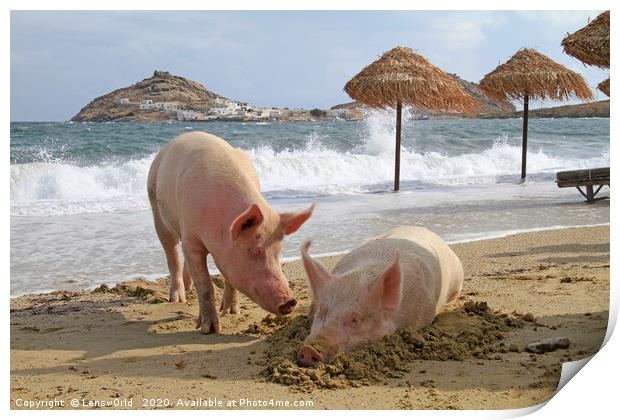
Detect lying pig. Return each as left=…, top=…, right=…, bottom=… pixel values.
left=147, top=132, right=314, bottom=334
left=297, top=226, right=463, bottom=366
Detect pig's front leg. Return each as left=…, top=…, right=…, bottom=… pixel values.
left=183, top=242, right=220, bottom=334
left=220, top=282, right=240, bottom=315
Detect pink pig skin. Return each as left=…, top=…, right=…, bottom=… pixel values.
left=298, top=226, right=463, bottom=366
left=147, top=132, right=314, bottom=334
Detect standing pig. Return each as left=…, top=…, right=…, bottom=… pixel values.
left=147, top=132, right=314, bottom=334
left=297, top=226, right=463, bottom=366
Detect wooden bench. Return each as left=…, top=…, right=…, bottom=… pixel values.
left=556, top=167, right=610, bottom=202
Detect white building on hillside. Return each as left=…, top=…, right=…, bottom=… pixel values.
left=139, top=99, right=154, bottom=110
left=153, top=102, right=178, bottom=111
left=211, top=99, right=252, bottom=115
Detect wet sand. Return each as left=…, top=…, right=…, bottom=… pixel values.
left=10, top=226, right=609, bottom=409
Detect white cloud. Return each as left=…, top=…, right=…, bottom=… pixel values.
left=429, top=12, right=507, bottom=52
left=433, top=20, right=485, bottom=50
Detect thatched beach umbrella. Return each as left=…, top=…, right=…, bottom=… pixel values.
left=479, top=48, right=593, bottom=182
left=344, top=46, right=478, bottom=191
left=561, top=11, right=610, bottom=69
left=598, top=78, right=610, bottom=97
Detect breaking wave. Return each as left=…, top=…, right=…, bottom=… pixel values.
left=10, top=117, right=609, bottom=216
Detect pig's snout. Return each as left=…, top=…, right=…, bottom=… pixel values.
left=277, top=298, right=297, bottom=315
left=297, top=344, right=324, bottom=367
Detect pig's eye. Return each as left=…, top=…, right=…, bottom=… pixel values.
left=345, top=312, right=362, bottom=327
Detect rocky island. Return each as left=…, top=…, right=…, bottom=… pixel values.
left=70, top=70, right=357, bottom=123
left=71, top=71, right=222, bottom=122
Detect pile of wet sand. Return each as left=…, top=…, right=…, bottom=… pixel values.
left=259, top=301, right=528, bottom=390
left=90, top=275, right=229, bottom=302
left=242, top=314, right=292, bottom=336
left=93, top=282, right=160, bottom=300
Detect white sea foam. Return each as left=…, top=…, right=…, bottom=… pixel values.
left=10, top=142, right=609, bottom=216
left=10, top=155, right=155, bottom=216
left=252, top=139, right=606, bottom=192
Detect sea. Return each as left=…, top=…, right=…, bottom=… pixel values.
left=10, top=111, right=610, bottom=296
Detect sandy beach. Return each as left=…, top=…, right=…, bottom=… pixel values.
left=10, top=225, right=609, bottom=410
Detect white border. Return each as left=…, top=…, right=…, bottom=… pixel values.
left=6, top=1, right=616, bottom=419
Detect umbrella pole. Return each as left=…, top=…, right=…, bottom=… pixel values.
left=520, top=95, right=529, bottom=183
left=394, top=100, right=402, bottom=191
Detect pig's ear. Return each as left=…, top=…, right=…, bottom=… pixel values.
left=230, top=204, right=264, bottom=241
left=280, top=203, right=315, bottom=235
left=367, top=253, right=402, bottom=311
left=301, top=240, right=331, bottom=296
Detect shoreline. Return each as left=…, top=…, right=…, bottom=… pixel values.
left=10, top=225, right=610, bottom=409
left=10, top=223, right=610, bottom=299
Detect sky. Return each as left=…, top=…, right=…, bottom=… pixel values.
left=10, top=10, right=609, bottom=121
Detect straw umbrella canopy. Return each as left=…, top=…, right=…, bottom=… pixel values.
left=598, top=78, right=610, bottom=97
left=344, top=46, right=478, bottom=191
left=479, top=48, right=593, bottom=182
left=561, top=11, right=610, bottom=69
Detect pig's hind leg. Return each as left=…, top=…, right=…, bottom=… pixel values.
left=151, top=205, right=187, bottom=303
left=183, top=241, right=221, bottom=334
left=220, top=282, right=240, bottom=315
